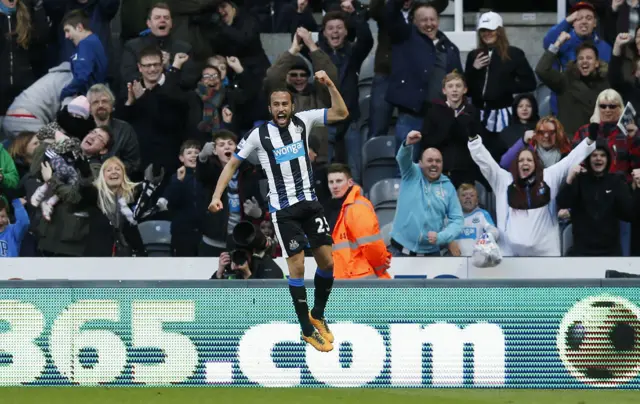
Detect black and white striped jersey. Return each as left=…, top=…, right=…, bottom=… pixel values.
left=234, top=109, right=327, bottom=213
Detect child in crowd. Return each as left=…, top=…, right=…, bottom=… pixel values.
left=29, top=96, right=100, bottom=221
left=0, top=196, right=30, bottom=258
left=158, top=139, right=207, bottom=256
left=448, top=183, right=499, bottom=257
left=419, top=71, right=482, bottom=188
left=59, top=10, right=108, bottom=101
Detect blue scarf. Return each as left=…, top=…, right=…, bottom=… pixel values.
left=0, top=2, right=16, bottom=15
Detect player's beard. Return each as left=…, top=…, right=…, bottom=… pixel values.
left=274, top=111, right=291, bottom=128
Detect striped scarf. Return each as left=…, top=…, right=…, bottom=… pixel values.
left=196, top=84, right=225, bottom=134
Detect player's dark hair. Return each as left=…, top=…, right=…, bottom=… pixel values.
left=138, top=46, right=163, bottom=63
left=328, top=163, right=352, bottom=179
left=268, top=88, right=295, bottom=105
left=0, top=197, right=7, bottom=213
left=213, top=129, right=238, bottom=144
left=180, top=139, right=201, bottom=155
left=62, top=10, right=91, bottom=31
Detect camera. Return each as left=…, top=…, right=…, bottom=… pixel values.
left=221, top=221, right=271, bottom=279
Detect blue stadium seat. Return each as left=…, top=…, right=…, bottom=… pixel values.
left=362, top=136, right=397, bottom=194
left=138, top=220, right=172, bottom=257
left=561, top=223, right=573, bottom=257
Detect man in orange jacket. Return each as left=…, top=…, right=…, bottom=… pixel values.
left=326, top=164, right=392, bottom=279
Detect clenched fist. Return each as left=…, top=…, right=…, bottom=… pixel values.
left=405, top=130, right=422, bottom=145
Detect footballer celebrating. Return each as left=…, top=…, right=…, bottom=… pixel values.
left=208, top=70, right=349, bottom=352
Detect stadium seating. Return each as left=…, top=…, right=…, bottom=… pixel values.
left=138, top=220, right=172, bottom=257
left=369, top=178, right=401, bottom=228
left=561, top=223, right=573, bottom=257
left=362, top=136, right=397, bottom=194
left=380, top=222, right=393, bottom=247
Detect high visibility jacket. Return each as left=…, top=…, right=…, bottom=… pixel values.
left=332, top=186, right=392, bottom=279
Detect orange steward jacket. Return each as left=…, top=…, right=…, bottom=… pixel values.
left=332, top=186, right=392, bottom=279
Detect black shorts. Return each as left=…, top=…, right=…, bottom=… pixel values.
left=271, top=200, right=333, bottom=258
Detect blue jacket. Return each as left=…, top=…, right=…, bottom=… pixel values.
left=162, top=168, right=207, bottom=236
left=542, top=20, right=612, bottom=68
left=390, top=142, right=463, bottom=254
left=0, top=199, right=30, bottom=258
left=60, top=33, right=108, bottom=100
left=45, top=0, right=119, bottom=65
left=385, top=0, right=462, bottom=114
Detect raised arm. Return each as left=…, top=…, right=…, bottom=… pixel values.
left=544, top=135, right=596, bottom=190
left=314, top=70, right=349, bottom=124
left=467, top=135, right=512, bottom=193
left=209, top=155, right=242, bottom=212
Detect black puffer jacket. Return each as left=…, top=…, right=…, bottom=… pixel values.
left=556, top=139, right=640, bottom=256
left=0, top=4, right=49, bottom=114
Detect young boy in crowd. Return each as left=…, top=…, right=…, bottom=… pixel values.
left=158, top=140, right=207, bottom=256
left=196, top=129, right=265, bottom=256
left=0, top=196, right=30, bottom=258
left=419, top=71, right=482, bottom=188
left=59, top=10, right=108, bottom=102
left=448, top=183, right=498, bottom=257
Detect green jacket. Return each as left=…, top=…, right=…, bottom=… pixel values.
left=0, top=144, right=19, bottom=190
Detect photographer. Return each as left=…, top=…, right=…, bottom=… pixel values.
left=211, top=221, right=284, bottom=279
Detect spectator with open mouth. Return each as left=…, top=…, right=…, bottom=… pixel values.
left=196, top=129, right=266, bottom=257
left=120, top=2, right=198, bottom=92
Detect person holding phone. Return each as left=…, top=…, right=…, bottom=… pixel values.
left=464, top=11, right=537, bottom=160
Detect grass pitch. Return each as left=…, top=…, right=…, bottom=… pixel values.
left=1, top=388, right=639, bottom=404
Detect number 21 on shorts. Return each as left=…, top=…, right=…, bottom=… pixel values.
left=315, top=217, right=330, bottom=234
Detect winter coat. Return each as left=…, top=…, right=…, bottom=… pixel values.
left=420, top=99, right=482, bottom=174
left=23, top=143, right=103, bottom=256
left=80, top=183, right=147, bottom=257
left=0, top=4, right=49, bottom=114
left=465, top=46, right=537, bottom=128
left=196, top=156, right=266, bottom=245
left=536, top=49, right=610, bottom=135
left=118, top=70, right=190, bottom=176
left=332, top=185, right=391, bottom=279
left=390, top=141, right=464, bottom=254
left=0, top=144, right=19, bottom=190
left=7, top=62, right=73, bottom=125
left=542, top=19, right=612, bottom=68
left=317, top=11, right=374, bottom=123
left=120, top=33, right=199, bottom=91
left=573, top=122, right=640, bottom=183
left=44, top=0, right=119, bottom=65
left=102, top=119, right=141, bottom=176
left=162, top=167, right=207, bottom=237
left=386, top=0, right=462, bottom=114
left=608, top=51, right=640, bottom=116
left=557, top=141, right=639, bottom=256
left=468, top=135, right=596, bottom=257
left=60, top=33, right=108, bottom=100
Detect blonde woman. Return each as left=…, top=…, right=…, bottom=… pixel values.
left=572, top=88, right=640, bottom=257
left=0, top=0, right=48, bottom=115
left=82, top=157, right=146, bottom=257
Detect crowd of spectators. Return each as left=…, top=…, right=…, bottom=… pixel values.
left=2, top=0, right=640, bottom=275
